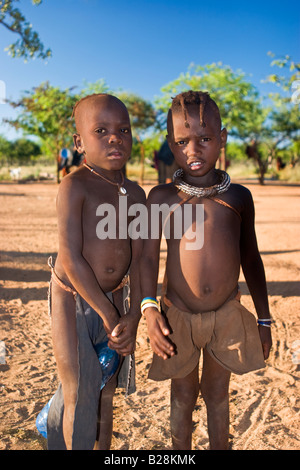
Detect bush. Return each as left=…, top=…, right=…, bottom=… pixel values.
left=0, top=136, right=41, bottom=165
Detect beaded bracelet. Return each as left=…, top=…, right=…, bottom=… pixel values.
left=141, top=303, right=159, bottom=316
left=141, top=297, right=158, bottom=308
left=141, top=297, right=159, bottom=316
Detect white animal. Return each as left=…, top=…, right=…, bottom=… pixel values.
left=10, top=167, right=21, bottom=180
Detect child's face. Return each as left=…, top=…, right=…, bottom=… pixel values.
left=73, top=97, right=132, bottom=172
left=167, top=106, right=227, bottom=177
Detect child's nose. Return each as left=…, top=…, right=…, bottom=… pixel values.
left=187, top=139, right=201, bottom=156
left=108, top=133, right=122, bottom=144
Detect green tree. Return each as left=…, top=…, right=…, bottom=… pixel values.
left=0, top=0, right=51, bottom=60
left=265, top=52, right=300, bottom=95
left=263, top=53, right=300, bottom=167
left=0, top=134, right=13, bottom=163
left=80, top=79, right=111, bottom=96
left=156, top=63, right=265, bottom=137
left=11, top=137, right=41, bottom=162
left=155, top=62, right=268, bottom=180
left=0, top=134, right=41, bottom=164
left=115, top=92, right=157, bottom=183
left=5, top=81, right=77, bottom=181
left=4, top=80, right=157, bottom=184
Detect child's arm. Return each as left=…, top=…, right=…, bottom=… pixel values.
left=108, top=186, right=147, bottom=356
left=140, top=187, right=175, bottom=360
left=108, top=235, right=143, bottom=355
left=239, top=187, right=272, bottom=359
left=56, top=177, right=120, bottom=334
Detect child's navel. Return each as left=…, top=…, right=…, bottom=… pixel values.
left=106, top=267, right=115, bottom=274
left=203, top=285, right=212, bottom=295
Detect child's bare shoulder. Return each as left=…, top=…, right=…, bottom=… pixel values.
left=147, top=182, right=176, bottom=204
left=125, top=178, right=146, bottom=204
left=230, top=183, right=253, bottom=202
left=229, top=183, right=255, bottom=215
left=56, top=168, right=87, bottom=204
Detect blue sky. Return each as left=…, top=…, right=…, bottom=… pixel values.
left=0, top=0, right=299, bottom=140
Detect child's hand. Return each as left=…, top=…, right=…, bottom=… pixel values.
left=107, top=314, right=138, bottom=356
left=102, top=308, right=121, bottom=337
left=144, top=308, right=175, bottom=360
left=258, top=325, right=272, bottom=360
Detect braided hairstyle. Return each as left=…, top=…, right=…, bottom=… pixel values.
left=167, top=90, right=221, bottom=135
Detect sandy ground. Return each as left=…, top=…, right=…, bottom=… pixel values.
left=0, top=177, right=299, bottom=451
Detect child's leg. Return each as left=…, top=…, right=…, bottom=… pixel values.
left=94, top=289, right=123, bottom=450
left=200, top=349, right=231, bottom=450
left=170, top=365, right=200, bottom=450
left=93, top=369, right=119, bottom=450
left=51, top=282, right=78, bottom=450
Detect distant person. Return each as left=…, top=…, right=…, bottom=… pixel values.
left=72, top=145, right=85, bottom=167
left=157, top=139, right=179, bottom=184
left=58, top=147, right=85, bottom=180
left=276, top=157, right=286, bottom=171
left=45, top=94, right=145, bottom=449
left=153, top=149, right=159, bottom=171
left=141, top=90, right=272, bottom=450
left=58, top=148, right=73, bottom=178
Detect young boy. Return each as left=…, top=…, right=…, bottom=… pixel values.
left=47, top=94, right=145, bottom=450
left=141, top=91, right=272, bottom=450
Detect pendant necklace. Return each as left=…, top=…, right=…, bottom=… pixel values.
left=173, top=169, right=231, bottom=198
left=83, top=163, right=127, bottom=195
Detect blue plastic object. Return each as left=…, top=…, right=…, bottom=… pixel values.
left=36, top=341, right=119, bottom=438
left=36, top=396, right=53, bottom=439
left=94, top=341, right=120, bottom=390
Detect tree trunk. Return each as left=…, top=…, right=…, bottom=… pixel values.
left=56, top=143, right=61, bottom=183
left=136, top=136, right=145, bottom=185
left=245, top=141, right=266, bottom=185
left=139, top=144, right=145, bottom=185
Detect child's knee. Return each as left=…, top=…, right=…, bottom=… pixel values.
left=62, top=382, right=78, bottom=410
left=171, top=381, right=199, bottom=411
left=200, top=381, right=229, bottom=406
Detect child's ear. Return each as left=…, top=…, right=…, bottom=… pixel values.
left=73, top=133, right=85, bottom=154
left=220, top=128, right=227, bottom=148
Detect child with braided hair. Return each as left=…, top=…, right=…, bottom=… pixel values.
left=141, top=90, right=272, bottom=450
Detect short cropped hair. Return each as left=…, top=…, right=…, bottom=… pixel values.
left=167, top=90, right=221, bottom=135
left=71, top=93, right=128, bottom=132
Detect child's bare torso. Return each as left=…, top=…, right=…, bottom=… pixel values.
left=80, top=190, right=132, bottom=293
left=55, top=170, right=140, bottom=294
left=162, top=183, right=245, bottom=313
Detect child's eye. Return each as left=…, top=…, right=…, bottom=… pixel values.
left=120, top=128, right=129, bottom=133
left=200, top=137, right=211, bottom=142
left=176, top=140, right=186, bottom=145
left=95, top=128, right=105, bottom=134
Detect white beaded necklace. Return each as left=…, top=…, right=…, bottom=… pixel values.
left=173, top=169, right=231, bottom=198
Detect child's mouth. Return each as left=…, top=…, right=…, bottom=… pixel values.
left=108, top=150, right=123, bottom=159
left=188, top=160, right=204, bottom=171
